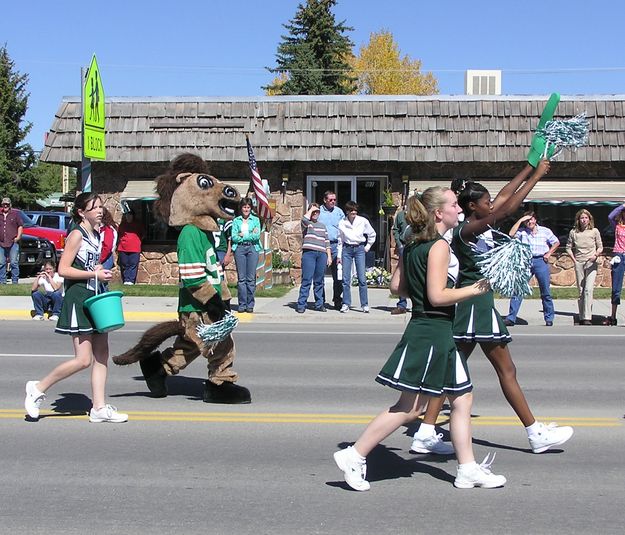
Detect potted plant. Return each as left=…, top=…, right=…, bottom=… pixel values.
left=379, top=189, right=397, bottom=217
left=271, top=250, right=292, bottom=285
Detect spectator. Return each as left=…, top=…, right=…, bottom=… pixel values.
left=318, top=190, right=345, bottom=310
left=231, top=198, right=262, bottom=313
left=31, top=260, right=64, bottom=321
left=214, top=217, right=233, bottom=311
left=297, top=203, right=331, bottom=313
left=117, top=210, right=144, bottom=285
left=390, top=206, right=409, bottom=315
left=604, top=203, right=625, bottom=325
left=338, top=201, right=376, bottom=313
left=504, top=212, right=559, bottom=327
left=214, top=217, right=233, bottom=268
left=99, top=207, right=118, bottom=271
left=566, top=209, right=603, bottom=325
left=0, top=197, right=23, bottom=284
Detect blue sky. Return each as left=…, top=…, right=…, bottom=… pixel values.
left=2, top=0, right=624, bottom=152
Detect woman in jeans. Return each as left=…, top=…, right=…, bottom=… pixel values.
left=231, top=198, right=262, bottom=313
left=297, top=203, right=331, bottom=313
left=566, top=209, right=603, bottom=325
left=337, top=201, right=376, bottom=313
left=605, top=203, right=625, bottom=325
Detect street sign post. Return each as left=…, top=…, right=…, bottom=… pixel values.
left=83, top=54, right=106, bottom=161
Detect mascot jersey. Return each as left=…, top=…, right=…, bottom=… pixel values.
left=177, top=224, right=222, bottom=312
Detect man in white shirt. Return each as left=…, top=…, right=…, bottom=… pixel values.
left=337, top=200, right=376, bottom=313
left=30, top=261, right=64, bottom=320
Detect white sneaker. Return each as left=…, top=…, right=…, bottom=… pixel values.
left=89, top=404, right=128, bottom=423
left=410, top=432, right=455, bottom=455
left=454, top=453, right=506, bottom=489
left=362, top=306, right=370, bottom=313
left=333, top=446, right=370, bottom=491
left=123, top=281, right=134, bottom=285
left=25, top=381, right=46, bottom=419
left=32, top=315, right=44, bottom=321
left=49, top=315, right=59, bottom=321
left=528, top=422, right=574, bottom=453
left=340, top=304, right=349, bottom=313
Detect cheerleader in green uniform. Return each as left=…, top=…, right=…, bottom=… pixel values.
left=414, top=160, right=574, bottom=455
left=334, top=187, right=506, bottom=491
left=24, top=192, right=128, bottom=423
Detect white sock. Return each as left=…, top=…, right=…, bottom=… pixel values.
left=350, top=446, right=366, bottom=462
left=415, top=423, right=435, bottom=439
left=458, top=461, right=478, bottom=472
left=525, top=421, right=542, bottom=437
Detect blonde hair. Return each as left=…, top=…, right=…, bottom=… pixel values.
left=574, top=209, right=595, bottom=232
left=405, top=186, right=450, bottom=244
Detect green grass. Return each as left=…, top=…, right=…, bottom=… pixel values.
left=0, top=282, right=293, bottom=298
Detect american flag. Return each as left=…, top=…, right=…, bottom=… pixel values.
left=246, top=136, right=272, bottom=220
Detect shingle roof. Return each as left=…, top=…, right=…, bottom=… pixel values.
left=41, top=95, right=625, bottom=165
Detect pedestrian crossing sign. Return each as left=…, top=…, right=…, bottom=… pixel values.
left=83, top=54, right=106, bottom=160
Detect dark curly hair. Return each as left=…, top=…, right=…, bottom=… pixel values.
left=450, top=177, right=489, bottom=215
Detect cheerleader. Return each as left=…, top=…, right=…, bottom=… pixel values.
left=334, top=188, right=506, bottom=490
left=412, top=160, right=573, bottom=455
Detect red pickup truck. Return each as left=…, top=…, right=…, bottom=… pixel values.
left=17, top=210, right=67, bottom=260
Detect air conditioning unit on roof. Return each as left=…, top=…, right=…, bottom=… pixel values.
left=465, top=70, right=502, bottom=95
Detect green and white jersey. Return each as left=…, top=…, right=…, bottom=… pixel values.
left=177, top=224, right=222, bottom=312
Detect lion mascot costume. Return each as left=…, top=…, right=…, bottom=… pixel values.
left=113, top=153, right=251, bottom=404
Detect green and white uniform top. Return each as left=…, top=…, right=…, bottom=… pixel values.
left=55, top=226, right=102, bottom=335
left=404, top=235, right=456, bottom=318
left=177, top=224, right=222, bottom=313
left=451, top=221, right=511, bottom=343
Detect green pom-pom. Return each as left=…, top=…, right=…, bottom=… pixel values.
left=196, top=313, right=239, bottom=347
left=474, top=229, right=532, bottom=298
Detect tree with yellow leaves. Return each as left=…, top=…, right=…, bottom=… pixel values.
left=353, top=30, right=438, bottom=95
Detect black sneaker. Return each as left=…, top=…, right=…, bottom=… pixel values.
left=503, top=318, right=515, bottom=327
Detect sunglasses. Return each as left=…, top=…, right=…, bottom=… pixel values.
left=1, top=203, right=10, bottom=207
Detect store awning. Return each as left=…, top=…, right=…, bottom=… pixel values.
left=409, top=180, right=625, bottom=205
left=120, top=180, right=158, bottom=200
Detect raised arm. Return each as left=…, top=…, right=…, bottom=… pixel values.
left=462, top=160, right=550, bottom=240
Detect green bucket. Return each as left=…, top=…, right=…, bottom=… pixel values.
left=84, top=290, right=125, bottom=333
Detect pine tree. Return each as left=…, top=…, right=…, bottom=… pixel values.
left=265, top=0, right=355, bottom=95
left=0, top=44, right=38, bottom=205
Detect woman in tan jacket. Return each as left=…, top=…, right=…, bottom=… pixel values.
left=566, top=209, right=603, bottom=325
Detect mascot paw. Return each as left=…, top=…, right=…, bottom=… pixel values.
left=203, top=381, right=251, bottom=404
left=205, top=293, right=227, bottom=322
left=139, top=352, right=168, bottom=398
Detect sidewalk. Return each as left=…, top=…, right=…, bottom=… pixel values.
left=0, top=279, right=620, bottom=326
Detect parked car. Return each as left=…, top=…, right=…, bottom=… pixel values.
left=8, top=235, right=57, bottom=278
left=17, top=210, right=67, bottom=259
left=24, top=210, right=72, bottom=232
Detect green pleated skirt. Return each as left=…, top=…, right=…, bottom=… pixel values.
left=376, top=315, right=472, bottom=397
left=452, top=291, right=511, bottom=344
left=55, top=283, right=97, bottom=335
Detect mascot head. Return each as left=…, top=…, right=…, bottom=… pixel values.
left=154, top=153, right=240, bottom=231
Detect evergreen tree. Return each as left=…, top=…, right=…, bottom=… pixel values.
left=265, top=0, right=355, bottom=95
left=0, top=44, right=38, bottom=206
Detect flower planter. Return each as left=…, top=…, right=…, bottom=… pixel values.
left=272, top=269, right=291, bottom=285
left=381, top=205, right=398, bottom=217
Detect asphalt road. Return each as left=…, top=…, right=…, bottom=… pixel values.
left=1, top=321, right=623, bottom=534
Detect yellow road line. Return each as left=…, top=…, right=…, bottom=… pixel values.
left=0, top=409, right=621, bottom=426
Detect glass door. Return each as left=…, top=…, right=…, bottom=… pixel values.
left=307, top=175, right=388, bottom=267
